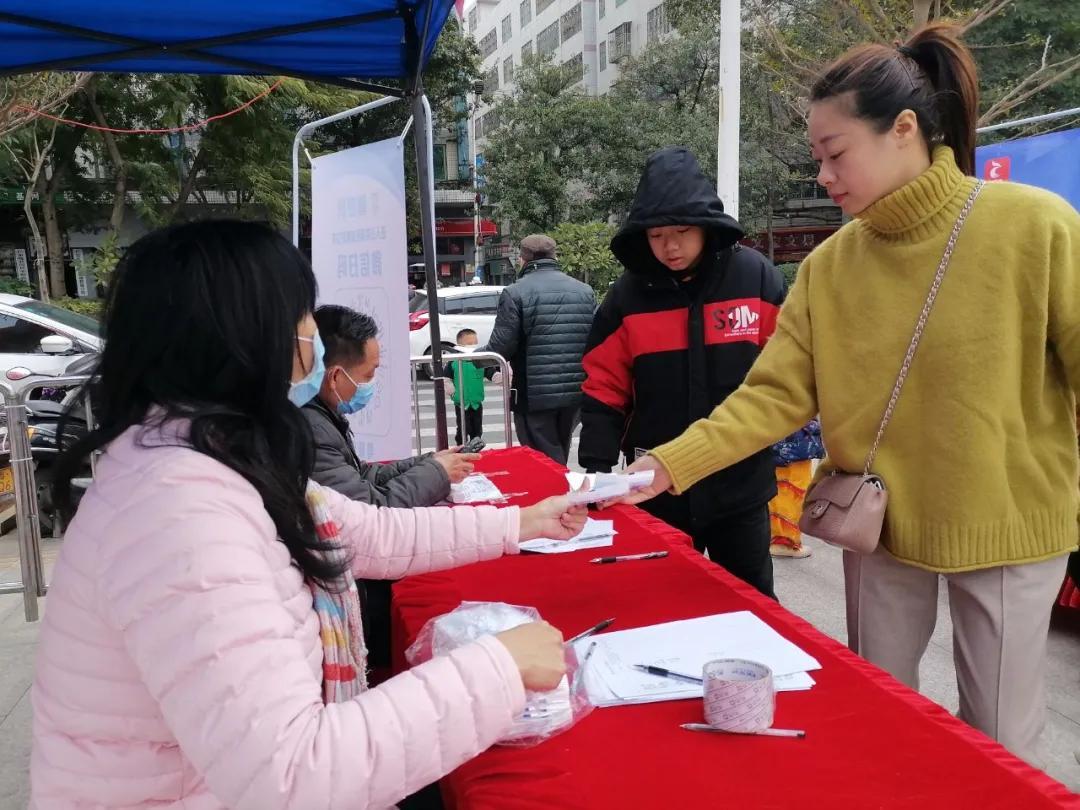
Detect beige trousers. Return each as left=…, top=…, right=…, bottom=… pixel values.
left=843, top=547, right=1068, bottom=765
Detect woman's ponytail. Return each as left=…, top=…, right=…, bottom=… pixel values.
left=902, top=23, right=980, bottom=174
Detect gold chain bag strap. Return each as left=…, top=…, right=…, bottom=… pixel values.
left=798, top=180, right=985, bottom=553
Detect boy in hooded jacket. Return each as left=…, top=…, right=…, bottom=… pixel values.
left=579, top=147, right=785, bottom=597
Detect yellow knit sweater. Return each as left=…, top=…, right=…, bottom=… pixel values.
left=652, top=147, right=1080, bottom=572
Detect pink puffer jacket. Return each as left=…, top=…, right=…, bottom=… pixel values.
left=31, top=423, right=526, bottom=809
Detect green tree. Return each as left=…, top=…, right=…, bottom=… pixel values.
left=0, top=15, right=483, bottom=296
left=483, top=4, right=796, bottom=235
left=550, top=222, right=621, bottom=295
left=483, top=58, right=622, bottom=233
left=966, top=1, right=1080, bottom=132
left=745, top=0, right=1080, bottom=132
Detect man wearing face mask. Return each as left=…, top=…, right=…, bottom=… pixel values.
left=303, top=305, right=479, bottom=674
left=303, top=305, right=478, bottom=507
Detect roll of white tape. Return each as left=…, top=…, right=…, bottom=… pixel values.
left=702, top=659, right=775, bottom=733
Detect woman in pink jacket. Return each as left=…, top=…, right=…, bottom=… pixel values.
left=31, top=219, right=584, bottom=809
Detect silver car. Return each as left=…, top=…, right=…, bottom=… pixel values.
left=0, top=294, right=102, bottom=380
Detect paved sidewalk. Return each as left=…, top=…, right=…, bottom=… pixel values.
left=0, top=534, right=1077, bottom=806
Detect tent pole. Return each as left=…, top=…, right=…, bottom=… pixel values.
left=411, top=90, right=449, bottom=449
left=291, top=94, right=401, bottom=247
left=976, top=106, right=1080, bottom=135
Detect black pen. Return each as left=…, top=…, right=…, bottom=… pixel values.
left=632, top=664, right=704, bottom=684
left=590, top=551, right=669, bottom=564
left=567, top=617, right=615, bottom=644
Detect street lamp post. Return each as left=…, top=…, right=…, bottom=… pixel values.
left=717, top=0, right=741, bottom=221
left=469, top=81, right=485, bottom=283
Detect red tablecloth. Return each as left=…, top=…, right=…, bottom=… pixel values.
left=392, top=447, right=1079, bottom=809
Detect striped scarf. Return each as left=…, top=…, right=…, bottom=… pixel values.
left=305, top=481, right=368, bottom=702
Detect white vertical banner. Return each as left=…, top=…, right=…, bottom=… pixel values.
left=311, top=138, right=411, bottom=462
left=13, top=249, right=29, bottom=284
left=71, top=248, right=92, bottom=298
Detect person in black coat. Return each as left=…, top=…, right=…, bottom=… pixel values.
left=578, top=147, right=785, bottom=597
left=480, top=234, right=595, bottom=465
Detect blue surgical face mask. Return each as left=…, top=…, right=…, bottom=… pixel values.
left=335, top=369, right=377, bottom=415
left=288, top=332, right=326, bottom=407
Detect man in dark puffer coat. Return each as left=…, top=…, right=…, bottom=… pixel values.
left=480, top=234, right=595, bottom=465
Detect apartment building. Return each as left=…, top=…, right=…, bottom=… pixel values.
left=464, top=0, right=672, bottom=145
left=458, top=0, right=842, bottom=265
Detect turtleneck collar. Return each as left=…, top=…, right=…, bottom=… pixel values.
left=855, top=146, right=976, bottom=243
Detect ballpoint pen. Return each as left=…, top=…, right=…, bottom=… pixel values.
left=681, top=723, right=806, bottom=739
left=632, top=664, right=703, bottom=685
left=590, top=551, right=668, bottom=564
left=567, top=617, right=616, bottom=644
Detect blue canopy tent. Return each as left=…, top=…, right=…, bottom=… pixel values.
left=0, top=2, right=462, bottom=620
left=0, top=2, right=453, bottom=94
left=0, top=0, right=458, bottom=445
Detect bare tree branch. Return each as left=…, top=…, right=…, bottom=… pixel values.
left=979, top=52, right=1080, bottom=124
left=21, top=119, right=62, bottom=302
left=0, top=72, right=93, bottom=140
left=961, top=0, right=1013, bottom=33
left=856, top=0, right=893, bottom=30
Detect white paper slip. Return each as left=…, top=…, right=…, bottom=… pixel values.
left=519, top=518, right=616, bottom=554
left=449, top=474, right=503, bottom=504
left=565, top=472, right=596, bottom=492
left=573, top=611, right=820, bottom=707
left=565, top=471, right=656, bottom=505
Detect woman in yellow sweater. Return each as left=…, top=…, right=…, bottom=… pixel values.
left=615, top=23, right=1079, bottom=765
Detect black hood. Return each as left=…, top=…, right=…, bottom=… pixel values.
left=611, top=147, right=745, bottom=276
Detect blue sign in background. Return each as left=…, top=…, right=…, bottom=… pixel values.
left=975, top=127, right=1080, bottom=211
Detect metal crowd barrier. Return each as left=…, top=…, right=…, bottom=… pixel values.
left=0, top=373, right=93, bottom=621
left=410, top=352, right=514, bottom=454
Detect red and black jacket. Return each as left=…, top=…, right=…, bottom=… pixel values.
left=579, top=147, right=784, bottom=529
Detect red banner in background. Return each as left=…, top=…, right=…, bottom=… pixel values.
left=436, top=218, right=497, bottom=236
left=740, top=225, right=840, bottom=264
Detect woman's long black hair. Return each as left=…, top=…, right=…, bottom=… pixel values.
left=52, top=219, right=348, bottom=586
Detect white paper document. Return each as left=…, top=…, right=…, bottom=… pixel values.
left=519, top=518, right=616, bottom=554
left=565, top=471, right=656, bottom=505
left=449, top=474, right=503, bottom=504
left=565, top=472, right=595, bottom=492
left=573, top=611, right=821, bottom=708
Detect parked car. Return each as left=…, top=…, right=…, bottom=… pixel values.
left=408, top=285, right=505, bottom=376
left=0, top=294, right=102, bottom=380
left=0, top=350, right=98, bottom=533
left=0, top=297, right=99, bottom=528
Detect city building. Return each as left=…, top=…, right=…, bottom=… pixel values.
left=465, top=0, right=673, bottom=123
left=409, top=112, right=506, bottom=289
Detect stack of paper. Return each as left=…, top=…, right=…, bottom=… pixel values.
left=519, top=518, right=617, bottom=554
left=449, top=474, right=503, bottom=504
left=572, top=611, right=821, bottom=708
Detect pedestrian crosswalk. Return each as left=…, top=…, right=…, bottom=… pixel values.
left=409, top=380, right=583, bottom=471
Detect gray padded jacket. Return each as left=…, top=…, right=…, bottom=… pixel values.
left=481, top=258, right=595, bottom=413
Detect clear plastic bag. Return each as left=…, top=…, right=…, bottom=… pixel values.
left=405, top=601, right=594, bottom=747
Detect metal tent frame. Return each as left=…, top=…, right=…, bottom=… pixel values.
left=0, top=0, right=458, bottom=619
